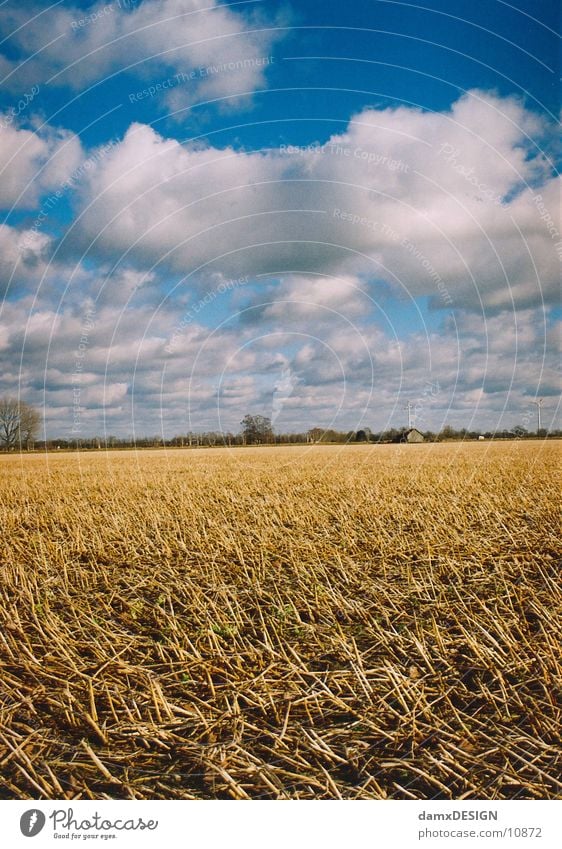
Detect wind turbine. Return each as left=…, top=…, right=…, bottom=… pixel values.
left=531, top=398, right=543, bottom=434
left=405, top=401, right=414, bottom=429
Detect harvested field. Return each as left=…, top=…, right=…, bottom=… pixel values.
left=0, top=441, right=560, bottom=800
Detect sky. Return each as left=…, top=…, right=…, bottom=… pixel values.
left=0, top=0, right=560, bottom=439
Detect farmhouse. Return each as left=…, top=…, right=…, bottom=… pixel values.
left=401, top=428, right=425, bottom=443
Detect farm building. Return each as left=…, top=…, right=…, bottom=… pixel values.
left=400, top=428, right=425, bottom=443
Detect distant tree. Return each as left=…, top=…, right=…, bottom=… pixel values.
left=240, top=414, right=274, bottom=444
left=0, top=398, right=41, bottom=449
left=380, top=427, right=401, bottom=442
left=512, top=425, right=528, bottom=438
left=391, top=427, right=410, bottom=443
left=439, top=424, right=458, bottom=441
left=356, top=429, right=367, bottom=442
left=20, top=404, right=40, bottom=447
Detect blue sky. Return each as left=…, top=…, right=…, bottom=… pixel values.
left=0, top=0, right=560, bottom=438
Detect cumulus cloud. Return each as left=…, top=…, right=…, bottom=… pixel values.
left=0, top=0, right=281, bottom=111
left=0, top=224, right=50, bottom=296
left=0, top=118, right=83, bottom=208
left=0, top=223, right=96, bottom=301
left=68, top=91, right=560, bottom=312
left=243, top=274, right=370, bottom=323
left=1, top=88, right=559, bottom=437
left=1, top=260, right=558, bottom=438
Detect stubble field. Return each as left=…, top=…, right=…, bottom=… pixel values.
left=0, top=441, right=560, bottom=800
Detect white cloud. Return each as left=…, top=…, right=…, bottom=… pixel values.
left=249, top=274, right=369, bottom=323
left=69, top=91, right=560, bottom=311
left=0, top=88, right=559, bottom=437
left=0, top=118, right=82, bottom=208
left=0, top=0, right=281, bottom=111
left=2, top=265, right=558, bottom=438
left=0, top=224, right=50, bottom=295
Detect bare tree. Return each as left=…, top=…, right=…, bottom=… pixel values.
left=0, top=398, right=41, bottom=449
left=0, top=398, right=20, bottom=449
left=19, top=403, right=41, bottom=448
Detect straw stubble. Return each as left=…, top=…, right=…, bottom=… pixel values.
left=0, top=442, right=560, bottom=799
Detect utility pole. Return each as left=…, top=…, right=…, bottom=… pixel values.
left=405, top=401, right=414, bottom=429
left=531, top=398, right=543, bottom=434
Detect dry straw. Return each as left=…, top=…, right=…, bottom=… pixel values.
left=0, top=442, right=560, bottom=799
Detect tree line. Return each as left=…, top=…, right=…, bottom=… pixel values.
left=0, top=404, right=558, bottom=451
